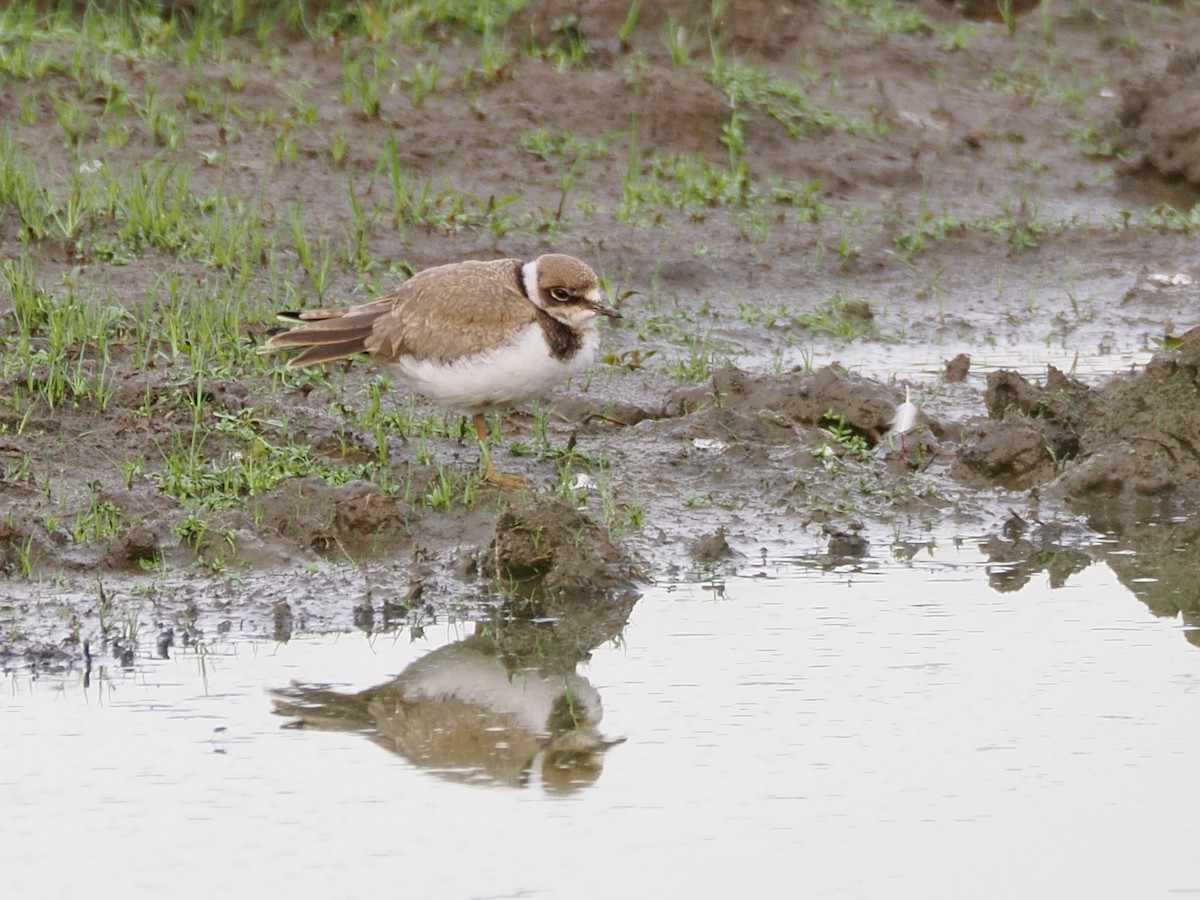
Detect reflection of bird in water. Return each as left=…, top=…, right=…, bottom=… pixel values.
left=272, top=633, right=619, bottom=793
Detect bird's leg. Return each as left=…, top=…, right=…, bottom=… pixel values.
left=472, top=413, right=526, bottom=488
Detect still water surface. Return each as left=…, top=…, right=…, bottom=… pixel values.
left=4, top=547, right=1200, bottom=899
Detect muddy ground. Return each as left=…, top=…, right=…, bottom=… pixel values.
left=4, top=0, right=1200, bottom=669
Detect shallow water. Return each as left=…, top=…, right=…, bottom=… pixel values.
left=775, top=341, right=1156, bottom=382
left=5, top=547, right=1200, bottom=899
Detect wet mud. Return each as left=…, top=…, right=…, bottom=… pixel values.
left=5, top=0, right=1200, bottom=668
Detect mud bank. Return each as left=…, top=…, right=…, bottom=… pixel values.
left=4, top=0, right=1200, bottom=667
left=9, top=335, right=1200, bottom=671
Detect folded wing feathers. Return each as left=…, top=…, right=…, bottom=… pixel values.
left=261, top=313, right=379, bottom=368
left=285, top=338, right=375, bottom=368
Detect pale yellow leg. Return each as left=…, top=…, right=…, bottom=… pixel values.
left=472, top=413, right=526, bottom=488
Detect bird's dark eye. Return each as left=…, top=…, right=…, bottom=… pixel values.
left=550, top=287, right=571, bottom=302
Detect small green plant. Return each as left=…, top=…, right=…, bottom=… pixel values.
left=342, top=47, right=383, bottom=117
left=423, top=465, right=478, bottom=510
left=820, top=0, right=931, bottom=37
left=707, top=61, right=878, bottom=138
left=617, top=1, right=643, bottom=44
left=11, top=533, right=36, bottom=578
left=72, top=487, right=127, bottom=544
left=820, top=409, right=875, bottom=464
left=795, top=293, right=879, bottom=342
left=664, top=330, right=735, bottom=382
left=537, top=13, right=589, bottom=69
left=290, top=203, right=334, bottom=299
left=891, top=184, right=960, bottom=256
left=138, top=84, right=183, bottom=150
left=403, top=59, right=443, bottom=105
left=663, top=15, right=696, bottom=65
left=997, top=0, right=1018, bottom=37
left=517, top=126, right=611, bottom=221
left=1063, top=121, right=1123, bottom=159
left=468, top=22, right=515, bottom=84
left=1141, top=204, right=1200, bottom=234
left=620, top=151, right=750, bottom=222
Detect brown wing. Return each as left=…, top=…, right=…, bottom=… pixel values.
left=368, top=259, right=537, bottom=363
left=262, top=258, right=536, bottom=368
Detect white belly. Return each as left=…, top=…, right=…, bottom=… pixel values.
left=386, top=324, right=600, bottom=413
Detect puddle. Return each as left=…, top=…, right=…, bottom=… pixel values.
left=5, top=548, right=1200, bottom=898
left=772, top=342, right=1156, bottom=383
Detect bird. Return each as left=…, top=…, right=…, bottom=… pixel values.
left=261, top=254, right=621, bottom=486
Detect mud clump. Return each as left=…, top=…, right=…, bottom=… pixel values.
left=944, top=353, right=971, bottom=384
left=952, top=419, right=1054, bottom=490
left=984, top=369, right=1046, bottom=419
left=973, top=366, right=1092, bottom=479
left=967, top=333, right=1200, bottom=512
left=484, top=495, right=639, bottom=599
left=273, top=601, right=295, bottom=643
left=1056, top=444, right=1176, bottom=508
left=673, top=366, right=910, bottom=445
left=1118, top=48, right=1200, bottom=186
left=107, top=524, right=160, bottom=569
left=690, top=528, right=737, bottom=564
left=252, top=476, right=410, bottom=555
left=823, top=524, right=869, bottom=561
left=1057, top=326, right=1200, bottom=509
left=951, top=366, right=1097, bottom=491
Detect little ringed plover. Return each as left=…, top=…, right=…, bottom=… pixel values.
left=262, top=253, right=621, bottom=486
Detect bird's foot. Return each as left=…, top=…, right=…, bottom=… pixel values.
left=484, top=468, right=529, bottom=490
left=480, top=455, right=528, bottom=489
